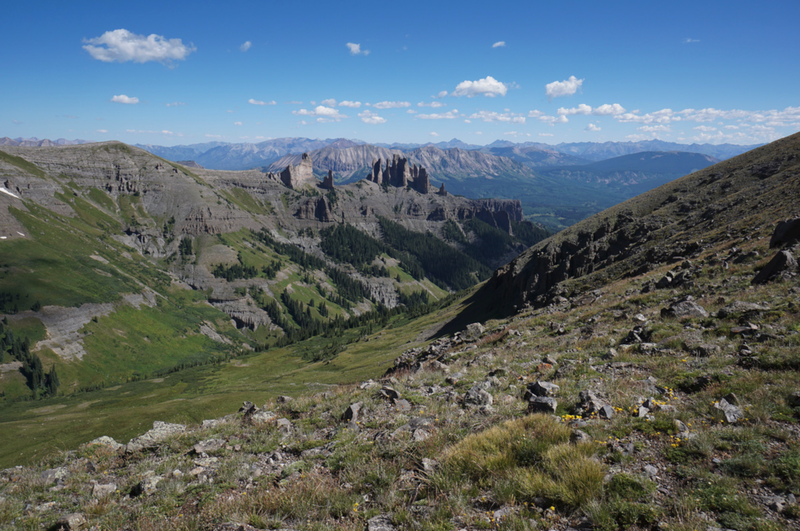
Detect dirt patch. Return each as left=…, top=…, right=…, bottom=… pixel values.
left=76, top=401, right=100, bottom=409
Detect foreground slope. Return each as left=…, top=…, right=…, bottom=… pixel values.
left=0, top=136, right=798, bottom=531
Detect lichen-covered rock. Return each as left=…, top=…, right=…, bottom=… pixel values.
left=126, top=421, right=185, bottom=453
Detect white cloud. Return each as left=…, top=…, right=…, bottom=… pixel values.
left=585, top=123, right=601, bottom=132
left=593, top=103, right=626, bottom=115
left=418, top=101, right=446, bottom=108
left=358, top=110, right=386, bottom=124
left=292, top=105, right=347, bottom=122
left=286, top=101, right=303, bottom=105
left=248, top=98, right=276, bottom=106
left=452, top=76, right=508, bottom=97
left=234, top=121, right=242, bottom=126
left=545, top=75, right=583, bottom=100
left=339, top=101, right=361, bottom=108
left=406, top=109, right=417, bottom=114
left=240, top=41, right=252, bottom=52
left=539, top=133, right=554, bottom=137
left=464, top=119, right=471, bottom=123
left=684, top=38, right=700, bottom=43
left=557, top=103, right=592, bottom=116
left=693, top=125, right=717, bottom=132
left=638, top=125, right=672, bottom=132
left=12, top=120, right=23, bottom=125
left=492, top=41, right=506, bottom=48
left=165, top=101, right=185, bottom=107
left=346, top=42, right=369, bottom=55
left=83, top=29, right=195, bottom=64
left=430, top=132, right=439, bottom=137
left=474, top=131, right=483, bottom=135
left=417, top=109, right=460, bottom=120
left=616, top=108, right=677, bottom=124
left=528, top=110, right=544, bottom=118
left=205, top=134, right=222, bottom=138
left=538, top=115, right=569, bottom=125
left=371, top=101, right=411, bottom=109
left=96, top=129, right=108, bottom=133
left=468, top=110, right=525, bottom=124
left=161, top=130, right=174, bottom=135
left=111, top=94, right=139, bottom=104
left=321, top=98, right=337, bottom=107
left=434, top=90, right=448, bottom=99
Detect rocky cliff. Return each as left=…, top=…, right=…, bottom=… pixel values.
left=474, top=131, right=800, bottom=315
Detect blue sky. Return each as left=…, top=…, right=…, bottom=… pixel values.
left=3, top=0, right=799, bottom=147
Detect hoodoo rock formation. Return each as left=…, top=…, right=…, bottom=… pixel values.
left=280, top=153, right=316, bottom=189
left=368, top=154, right=431, bottom=194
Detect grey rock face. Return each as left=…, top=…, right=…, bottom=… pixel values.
left=464, top=385, right=493, bottom=406
left=527, top=396, right=557, bottom=414
left=752, top=250, right=797, bottom=284
left=342, top=402, right=363, bottom=423
left=661, top=298, right=709, bottom=319
left=525, top=381, right=560, bottom=398
left=126, top=421, right=186, bottom=453
left=280, top=152, right=316, bottom=189
left=715, top=397, right=744, bottom=423
left=770, top=217, right=800, bottom=248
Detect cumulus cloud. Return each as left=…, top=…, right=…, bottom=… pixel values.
left=111, top=94, right=139, bottom=104
left=468, top=110, right=525, bottom=124
left=418, top=101, right=446, bottom=108
left=346, top=42, right=369, bottom=55
left=616, top=108, right=677, bottom=124
left=585, top=123, right=601, bottom=132
left=234, top=121, right=242, bottom=125
left=248, top=98, right=276, bottom=106
left=492, top=41, right=506, bottom=48
left=371, top=101, right=411, bottom=109
left=693, top=125, right=717, bottom=132
left=292, top=105, right=347, bottom=122
left=434, top=90, right=448, bottom=99
left=240, top=41, right=252, bottom=52
left=406, top=109, right=417, bottom=114
left=339, top=101, right=361, bottom=108
left=528, top=110, right=544, bottom=118
left=417, top=109, right=460, bottom=120
left=452, top=76, right=508, bottom=97
left=638, top=125, right=671, bottom=132
left=593, top=103, right=626, bottom=115
left=430, top=132, right=439, bottom=137
left=545, top=75, right=583, bottom=100
left=96, top=129, right=108, bottom=133
left=358, top=110, right=386, bottom=124
left=538, top=115, right=569, bottom=125
left=321, top=98, right=337, bottom=107
left=83, top=29, right=195, bottom=64
left=165, top=101, right=185, bottom=107
left=557, top=103, right=592, bottom=116
left=539, top=133, right=554, bottom=137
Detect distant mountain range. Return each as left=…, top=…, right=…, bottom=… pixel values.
left=0, top=137, right=93, bottom=147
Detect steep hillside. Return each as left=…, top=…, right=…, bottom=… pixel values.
left=472, top=131, right=800, bottom=318
left=0, top=142, right=544, bottom=409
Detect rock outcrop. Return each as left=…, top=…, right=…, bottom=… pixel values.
left=368, top=154, right=431, bottom=193
left=280, top=153, right=316, bottom=189
left=321, top=170, right=334, bottom=190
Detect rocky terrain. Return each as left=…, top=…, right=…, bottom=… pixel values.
left=0, top=134, right=797, bottom=531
